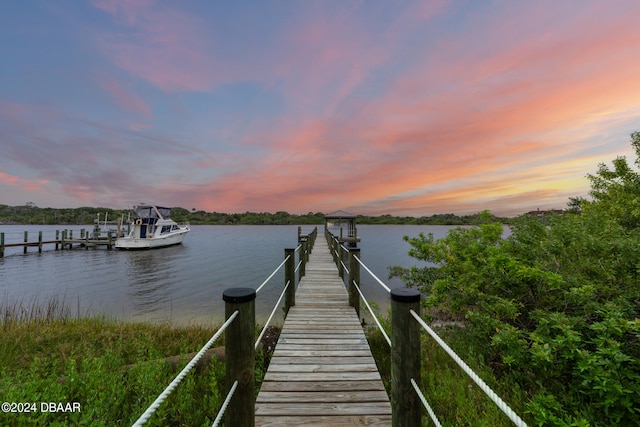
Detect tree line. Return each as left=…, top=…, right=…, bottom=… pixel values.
left=0, top=205, right=510, bottom=226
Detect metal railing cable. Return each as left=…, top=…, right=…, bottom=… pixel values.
left=211, top=380, right=238, bottom=427
left=255, top=280, right=290, bottom=350
left=411, top=378, right=442, bottom=427
left=354, top=255, right=391, bottom=293
left=295, top=260, right=302, bottom=273
left=352, top=280, right=391, bottom=347
left=132, top=310, right=240, bottom=426
left=409, top=309, right=528, bottom=427
left=255, top=255, right=290, bottom=294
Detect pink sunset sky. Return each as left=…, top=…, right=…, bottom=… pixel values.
left=1, top=1, right=639, bottom=217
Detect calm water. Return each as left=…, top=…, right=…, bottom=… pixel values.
left=0, top=224, right=457, bottom=326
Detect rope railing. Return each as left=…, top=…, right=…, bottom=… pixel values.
left=132, top=310, right=240, bottom=426
left=255, top=280, right=291, bottom=350
left=409, top=309, right=528, bottom=427
left=352, top=280, right=391, bottom=347
left=411, top=378, right=442, bottom=427
left=354, top=254, right=391, bottom=293
left=211, top=380, right=238, bottom=427
left=255, top=255, right=290, bottom=294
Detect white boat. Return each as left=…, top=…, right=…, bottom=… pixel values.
left=115, top=205, right=190, bottom=249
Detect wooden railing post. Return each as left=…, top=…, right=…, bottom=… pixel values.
left=348, top=248, right=361, bottom=317
left=391, top=288, right=421, bottom=426
left=55, top=230, right=59, bottom=251
left=299, top=239, right=306, bottom=280
left=38, top=231, right=43, bottom=253
left=223, top=288, right=256, bottom=427
left=337, top=240, right=345, bottom=278
left=23, top=231, right=28, bottom=254
left=285, top=248, right=296, bottom=314
left=1, top=232, right=4, bottom=258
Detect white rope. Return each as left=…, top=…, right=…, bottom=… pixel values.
left=354, top=255, right=391, bottom=293
left=255, top=255, right=290, bottom=294
left=294, top=260, right=302, bottom=273
left=340, top=260, right=349, bottom=275
left=411, top=378, right=442, bottom=427
left=255, top=280, right=290, bottom=350
left=409, top=310, right=528, bottom=427
left=132, top=310, right=239, bottom=426
left=353, top=280, right=391, bottom=347
left=294, top=243, right=302, bottom=252
left=211, top=380, right=238, bottom=427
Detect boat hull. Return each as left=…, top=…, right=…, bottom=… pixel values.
left=115, top=230, right=188, bottom=249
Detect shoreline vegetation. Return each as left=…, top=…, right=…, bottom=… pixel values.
left=0, top=297, right=519, bottom=426
left=0, top=204, right=513, bottom=226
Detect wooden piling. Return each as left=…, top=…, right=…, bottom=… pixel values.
left=38, top=231, right=43, bottom=253
left=391, top=288, right=421, bottom=427
left=223, top=288, right=256, bottom=427
left=1, top=232, right=4, bottom=258
left=348, top=247, right=361, bottom=317
left=23, top=231, right=28, bottom=254
left=284, top=248, right=295, bottom=314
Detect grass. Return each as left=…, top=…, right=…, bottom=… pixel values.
left=0, top=298, right=275, bottom=426
left=366, top=313, right=530, bottom=427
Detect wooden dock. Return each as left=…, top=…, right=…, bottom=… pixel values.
left=255, top=236, right=392, bottom=426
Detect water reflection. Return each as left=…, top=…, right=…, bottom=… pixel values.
left=125, top=246, right=184, bottom=316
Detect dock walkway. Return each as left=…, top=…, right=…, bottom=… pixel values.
left=255, top=235, right=392, bottom=426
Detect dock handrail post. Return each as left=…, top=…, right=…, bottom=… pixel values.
left=223, top=288, right=256, bottom=427
left=55, top=230, right=59, bottom=251
left=1, top=232, right=4, bottom=258
left=107, top=230, right=112, bottom=250
left=285, top=248, right=296, bottom=314
left=337, top=241, right=345, bottom=278
left=38, top=231, right=43, bottom=253
left=391, top=288, right=422, bottom=427
left=348, top=248, right=361, bottom=317
left=23, top=231, right=28, bottom=254
left=299, top=240, right=306, bottom=280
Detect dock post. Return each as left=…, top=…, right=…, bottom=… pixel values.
left=223, top=288, right=256, bottom=427
left=80, top=229, right=85, bottom=239
left=348, top=248, right=361, bottom=317
left=38, top=231, right=43, bottom=253
left=338, top=241, right=345, bottom=278
left=61, top=230, right=66, bottom=250
left=85, top=231, right=89, bottom=249
left=284, top=248, right=296, bottom=314
left=55, top=230, right=59, bottom=250
left=23, top=231, right=28, bottom=254
left=298, top=239, right=306, bottom=280
left=107, top=231, right=112, bottom=250
left=1, top=232, right=4, bottom=258
left=391, top=288, right=421, bottom=426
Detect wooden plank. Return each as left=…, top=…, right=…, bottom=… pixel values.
left=258, top=380, right=387, bottom=393
left=253, top=415, right=392, bottom=426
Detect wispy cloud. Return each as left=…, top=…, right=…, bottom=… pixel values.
left=1, top=1, right=639, bottom=214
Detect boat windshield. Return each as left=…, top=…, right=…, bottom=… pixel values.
left=135, top=206, right=172, bottom=220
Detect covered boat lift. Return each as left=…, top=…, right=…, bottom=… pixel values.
left=324, top=210, right=360, bottom=247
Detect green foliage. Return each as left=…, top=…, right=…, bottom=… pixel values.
left=390, top=134, right=640, bottom=426
left=0, top=204, right=510, bottom=226
left=0, top=315, right=228, bottom=426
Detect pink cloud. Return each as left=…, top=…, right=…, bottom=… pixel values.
left=0, top=171, right=49, bottom=192
left=100, top=77, right=153, bottom=119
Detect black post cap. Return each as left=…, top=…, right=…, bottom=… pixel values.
left=223, top=287, right=256, bottom=303
left=390, top=288, right=421, bottom=303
